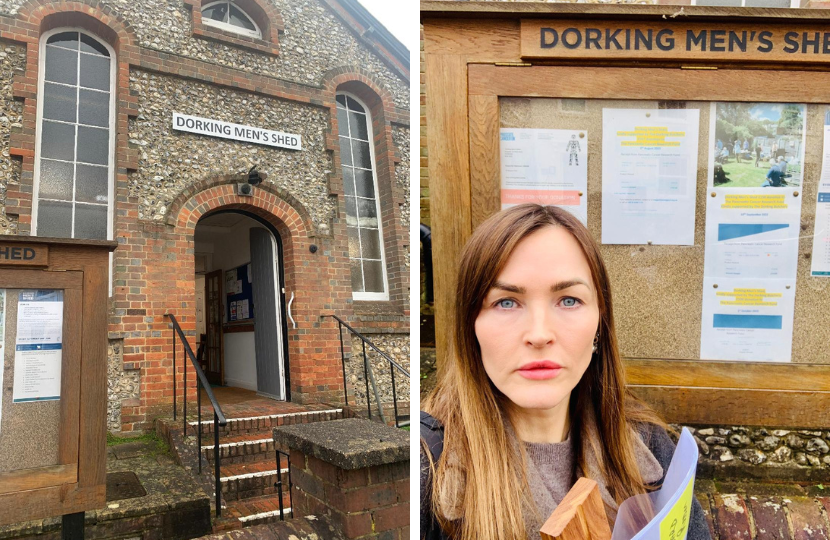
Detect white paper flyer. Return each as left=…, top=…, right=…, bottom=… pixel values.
left=500, top=128, right=588, bottom=224
left=601, top=108, right=700, bottom=245
left=12, top=290, right=63, bottom=402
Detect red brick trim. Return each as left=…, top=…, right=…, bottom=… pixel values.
left=3, top=0, right=140, bottom=234
left=183, top=0, right=283, bottom=56
left=320, top=69, right=409, bottom=316
left=165, top=175, right=316, bottom=238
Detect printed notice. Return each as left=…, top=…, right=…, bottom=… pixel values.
left=811, top=109, right=830, bottom=276
left=610, top=428, right=699, bottom=540
left=500, top=128, right=588, bottom=224
left=601, top=108, right=700, bottom=245
left=700, top=278, right=795, bottom=362
left=12, top=290, right=63, bottom=402
left=703, top=190, right=802, bottom=280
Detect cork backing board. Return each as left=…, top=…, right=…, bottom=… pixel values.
left=0, top=289, right=61, bottom=472
left=500, top=98, right=829, bottom=364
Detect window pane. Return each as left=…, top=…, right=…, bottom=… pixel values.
left=43, top=82, right=77, bottom=123
left=346, top=97, right=364, bottom=113
left=76, top=164, right=108, bottom=204
left=79, top=53, right=110, bottom=91
left=348, top=111, right=368, bottom=141
left=337, top=107, right=349, bottom=136
left=339, top=137, right=352, bottom=167
left=360, top=228, right=381, bottom=260
left=746, top=0, right=789, bottom=5
left=345, top=196, right=357, bottom=226
left=80, top=34, right=109, bottom=56
left=47, top=32, right=79, bottom=50
left=695, top=0, right=742, bottom=4
left=76, top=126, right=108, bottom=165
left=357, top=199, right=378, bottom=227
left=350, top=259, right=364, bottom=292
left=347, top=227, right=360, bottom=258
left=353, top=141, right=372, bottom=169
left=336, top=95, right=347, bottom=107
left=74, top=203, right=107, bottom=239
left=203, top=3, right=228, bottom=21
left=362, top=260, right=384, bottom=293
left=45, top=46, right=77, bottom=85
left=39, top=159, right=73, bottom=201
left=78, top=89, right=109, bottom=127
left=354, top=169, right=374, bottom=198
left=37, top=200, right=72, bottom=238
left=229, top=6, right=256, bottom=32
left=342, top=167, right=355, bottom=196
left=41, top=121, right=75, bottom=161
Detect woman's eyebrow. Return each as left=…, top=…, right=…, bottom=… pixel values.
left=490, top=279, right=591, bottom=294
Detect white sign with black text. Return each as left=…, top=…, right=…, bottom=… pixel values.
left=172, top=113, right=302, bottom=150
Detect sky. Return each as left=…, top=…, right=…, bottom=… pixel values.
left=354, top=0, right=418, bottom=54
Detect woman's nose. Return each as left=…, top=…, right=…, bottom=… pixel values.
left=524, top=305, right=555, bottom=347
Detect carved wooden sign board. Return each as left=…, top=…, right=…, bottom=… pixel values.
left=521, top=20, right=830, bottom=63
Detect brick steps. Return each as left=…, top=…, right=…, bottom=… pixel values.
left=213, top=493, right=293, bottom=532
left=190, top=408, right=344, bottom=436
left=202, top=431, right=280, bottom=465
left=220, top=455, right=290, bottom=502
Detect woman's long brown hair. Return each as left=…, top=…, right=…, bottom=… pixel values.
left=422, top=204, right=665, bottom=540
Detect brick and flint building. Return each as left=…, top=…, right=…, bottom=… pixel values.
left=0, top=0, right=410, bottom=433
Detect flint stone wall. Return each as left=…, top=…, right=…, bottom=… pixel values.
left=346, top=333, right=410, bottom=408
left=128, top=70, right=335, bottom=226
left=0, top=0, right=408, bottom=109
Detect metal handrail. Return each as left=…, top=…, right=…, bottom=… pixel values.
left=325, top=314, right=410, bottom=377
left=164, top=313, right=227, bottom=517
left=324, top=314, right=410, bottom=428
left=274, top=449, right=292, bottom=521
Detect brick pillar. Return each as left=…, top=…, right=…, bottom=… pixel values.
left=273, top=418, right=409, bottom=540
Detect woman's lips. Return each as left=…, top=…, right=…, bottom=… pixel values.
left=517, top=360, right=562, bottom=380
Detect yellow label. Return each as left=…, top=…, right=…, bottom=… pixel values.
left=660, top=478, right=695, bottom=540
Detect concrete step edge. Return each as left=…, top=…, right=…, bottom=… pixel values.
left=238, top=507, right=293, bottom=523
left=201, top=437, right=272, bottom=451
left=189, top=408, right=343, bottom=427
left=221, top=468, right=289, bottom=483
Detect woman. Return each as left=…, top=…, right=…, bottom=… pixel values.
left=420, top=204, right=710, bottom=540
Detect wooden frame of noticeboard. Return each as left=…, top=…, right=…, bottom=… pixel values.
left=0, top=236, right=115, bottom=526
left=423, top=2, right=830, bottom=428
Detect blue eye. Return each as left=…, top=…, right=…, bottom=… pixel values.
left=561, top=297, right=579, bottom=307
left=496, top=299, right=516, bottom=309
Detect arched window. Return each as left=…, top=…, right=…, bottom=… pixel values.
left=201, top=1, right=262, bottom=39
left=34, top=29, right=115, bottom=240
left=336, top=93, right=389, bottom=301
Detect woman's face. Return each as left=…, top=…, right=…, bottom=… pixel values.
left=474, top=225, right=600, bottom=411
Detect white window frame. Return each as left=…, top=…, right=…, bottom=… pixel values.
left=690, top=0, right=798, bottom=7
left=201, top=1, right=262, bottom=40
left=32, top=27, right=116, bottom=243
left=337, top=92, right=390, bottom=301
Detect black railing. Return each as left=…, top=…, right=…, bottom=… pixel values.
left=274, top=449, right=292, bottom=521
left=165, top=313, right=228, bottom=518
left=324, top=314, right=410, bottom=428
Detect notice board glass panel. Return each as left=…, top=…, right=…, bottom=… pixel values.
left=0, top=289, right=67, bottom=473
left=499, top=97, right=828, bottom=364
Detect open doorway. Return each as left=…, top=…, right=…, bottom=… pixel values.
left=194, top=210, right=289, bottom=400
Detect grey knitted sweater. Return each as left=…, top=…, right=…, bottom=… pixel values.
left=420, top=412, right=712, bottom=540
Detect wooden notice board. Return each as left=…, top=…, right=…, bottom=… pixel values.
left=0, top=236, right=116, bottom=526
left=422, top=2, right=830, bottom=428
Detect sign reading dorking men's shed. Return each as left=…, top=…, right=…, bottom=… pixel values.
left=522, top=21, right=830, bottom=63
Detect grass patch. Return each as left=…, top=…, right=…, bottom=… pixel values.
left=106, top=431, right=171, bottom=456
left=720, top=159, right=802, bottom=188
left=400, top=425, right=410, bottom=431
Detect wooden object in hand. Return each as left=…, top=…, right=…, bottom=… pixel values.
left=540, top=477, right=612, bottom=540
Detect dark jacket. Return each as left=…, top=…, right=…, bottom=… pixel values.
left=420, top=412, right=711, bottom=540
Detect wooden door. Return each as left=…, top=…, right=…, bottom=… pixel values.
left=205, top=269, right=223, bottom=386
